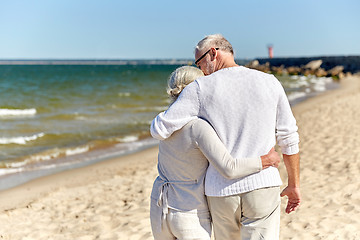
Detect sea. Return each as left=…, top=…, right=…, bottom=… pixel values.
left=0, top=61, right=338, bottom=190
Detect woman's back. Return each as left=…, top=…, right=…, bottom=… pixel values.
left=151, top=119, right=209, bottom=212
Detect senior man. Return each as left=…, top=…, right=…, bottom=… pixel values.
left=151, top=34, right=300, bottom=240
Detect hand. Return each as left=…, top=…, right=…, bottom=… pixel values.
left=260, top=147, right=280, bottom=169
left=280, top=186, right=301, bottom=214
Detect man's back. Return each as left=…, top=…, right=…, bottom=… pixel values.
left=151, top=66, right=299, bottom=197
left=193, top=66, right=293, bottom=196
left=196, top=66, right=280, bottom=158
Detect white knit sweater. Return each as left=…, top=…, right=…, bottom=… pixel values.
left=151, top=66, right=299, bottom=197
left=151, top=119, right=262, bottom=213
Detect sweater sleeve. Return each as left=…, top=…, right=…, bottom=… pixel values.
left=275, top=80, right=300, bottom=155
left=150, top=81, right=200, bottom=140
left=191, top=119, right=262, bottom=179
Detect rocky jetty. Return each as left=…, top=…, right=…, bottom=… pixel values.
left=244, top=56, right=360, bottom=79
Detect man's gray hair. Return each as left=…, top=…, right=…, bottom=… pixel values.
left=196, top=34, right=234, bottom=55
left=167, top=66, right=204, bottom=103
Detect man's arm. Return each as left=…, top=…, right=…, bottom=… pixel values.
left=275, top=81, right=299, bottom=155
left=280, top=153, right=301, bottom=214
left=274, top=79, right=301, bottom=213
left=150, top=81, right=200, bottom=140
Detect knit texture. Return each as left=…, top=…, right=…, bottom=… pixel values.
left=151, top=66, right=299, bottom=196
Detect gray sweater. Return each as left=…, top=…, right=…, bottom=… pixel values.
left=151, top=119, right=262, bottom=214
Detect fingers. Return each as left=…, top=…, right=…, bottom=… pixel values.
left=280, top=190, right=285, bottom=197
left=268, top=147, right=275, bottom=154
left=274, top=159, right=280, bottom=168
left=285, top=200, right=300, bottom=214
left=281, top=187, right=301, bottom=213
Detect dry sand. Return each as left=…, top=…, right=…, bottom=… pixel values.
left=0, top=75, right=359, bottom=240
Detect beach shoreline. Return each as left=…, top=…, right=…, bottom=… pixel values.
left=0, top=137, right=158, bottom=191
left=0, top=72, right=339, bottom=192
left=0, top=74, right=359, bottom=239
left=0, top=146, right=159, bottom=211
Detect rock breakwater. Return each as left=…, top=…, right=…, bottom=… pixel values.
left=244, top=56, right=360, bottom=79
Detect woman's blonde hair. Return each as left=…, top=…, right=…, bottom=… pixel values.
left=167, top=66, right=204, bottom=103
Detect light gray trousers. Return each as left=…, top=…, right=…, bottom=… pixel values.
left=207, top=187, right=281, bottom=240
left=150, top=198, right=211, bottom=240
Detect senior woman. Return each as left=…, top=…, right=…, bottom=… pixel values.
left=150, top=66, right=280, bottom=240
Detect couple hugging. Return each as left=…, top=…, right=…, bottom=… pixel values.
left=150, top=34, right=301, bottom=240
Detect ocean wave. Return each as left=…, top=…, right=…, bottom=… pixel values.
left=118, top=92, right=131, bottom=97
left=0, top=108, right=37, bottom=117
left=75, top=116, right=87, bottom=120
left=27, top=151, right=61, bottom=162
left=117, top=136, right=139, bottom=143
left=3, top=161, right=27, bottom=168
left=133, top=106, right=168, bottom=112
left=287, top=92, right=307, bottom=102
left=0, top=133, right=45, bottom=145
left=2, top=145, right=90, bottom=169
left=0, top=168, right=24, bottom=175
left=0, top=150, right=60, bottom=169
left=65, top=146, right=90, bottom=156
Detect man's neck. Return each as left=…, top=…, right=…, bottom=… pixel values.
left=217, top=58, right=239, bottom=71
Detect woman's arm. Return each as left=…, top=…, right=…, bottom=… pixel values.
left=191, top=119, right=280, bottom=179
left=150, top=82, right=200, bottom=140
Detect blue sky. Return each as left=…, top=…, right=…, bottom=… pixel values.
left=0, top=0, right=359, bottom=60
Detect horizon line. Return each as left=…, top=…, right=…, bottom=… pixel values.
left=0, top=55, right=359, bottom=66
left=0, top=54, right=359, bottom=61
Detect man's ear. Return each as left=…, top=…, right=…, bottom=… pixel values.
left=210, top=48, right=217, bottom=61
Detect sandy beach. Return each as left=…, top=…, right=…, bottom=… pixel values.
left=0, top=74, right=359, bottom=240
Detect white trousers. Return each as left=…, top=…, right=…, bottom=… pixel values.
left=150, top=198, right=211, bottom=240
left=207, top=187, right=281, bottom=240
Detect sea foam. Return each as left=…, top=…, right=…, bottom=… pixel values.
left=287, top=92, right=307, bottom=102
left=0, top=108, right=37, bottom=117
left=117, top=136, right=139, bottom=143
left=0, top=133, right=45, bottom=145
left=65, top=146, right=90, bottom=156
left=118, top=92, right=131, bottom=97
